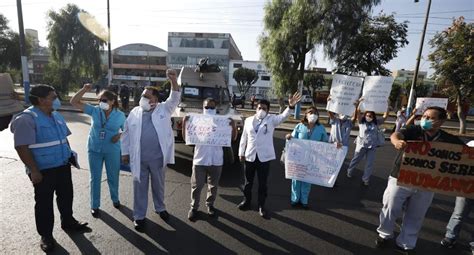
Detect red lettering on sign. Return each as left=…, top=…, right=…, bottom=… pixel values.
left=405, top=142, right=431, bottom=155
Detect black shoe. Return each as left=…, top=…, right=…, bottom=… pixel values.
left=91, top=208, right=100, bottom=218
left=258, top=206, right=268, bottom=218
left=375, top=236, right=390, bottom=249
left=396, top=245, right=416, bottom=255
left=207, top=206, right=216, bottom=217
left=61, top=221, right=89, bottom=232
left=113, top=201, right=121, bottom=209
left=290, top=201, right=298, bottom=207
left=188, top=209, right=198, bottom=221
left=440, top=237, right=456, bottom=248
left=237, top=200, right=250, bottom=210
left=159, top=210, right=170, bottom=221
left=40, top=236, right=56, bottom=252
left=134, top=219, right=145, bottom=231
left=302, top=204, right=309, bottom=210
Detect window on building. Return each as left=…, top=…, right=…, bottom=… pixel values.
left=233, top=63, right=242, bottom=68
left=261, top=76, right=270, bottom=81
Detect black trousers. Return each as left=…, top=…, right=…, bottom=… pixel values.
left=243, top=156, right=270, bottom=207
left=31, top=164, right=75, bottom=238
left=0, top=115, right=12, bottom=131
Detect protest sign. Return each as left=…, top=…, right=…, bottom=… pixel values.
left=415, top=97, right=448, bottom=115
left=285, top=139, right=348, bottom=188
left=326, top=74, right=364, bottom=116
left=185, top=114, right=232, bottom=147
left=397, top=141, right=474, bottom=199
left=359, top=76, right=394, bottom=113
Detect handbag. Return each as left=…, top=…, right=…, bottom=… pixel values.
left=377, top=128, right=386, bottom=147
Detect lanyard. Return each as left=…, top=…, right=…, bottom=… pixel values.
left=99, top=110, right=110, bottom=129
left=424, top=131, right=441, bottom=142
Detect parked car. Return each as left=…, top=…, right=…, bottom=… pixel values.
left=301, top=95, right=313, bottom=104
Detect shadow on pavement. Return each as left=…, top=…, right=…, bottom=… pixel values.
left=64, top=230, right=100, bottom=255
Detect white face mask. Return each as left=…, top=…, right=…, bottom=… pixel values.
left=365, top=116, right=373, bottom=122
left=139, top=97, right=151, bottom=111
left=99, top=102, right=110, bottom=111
left=307, top=114, right=318, bottom=124
left=203, top=108, right=216, bottom=115
left=339, top=114, right=347, bottom=120
left=256, top=109, right=267, bottom=119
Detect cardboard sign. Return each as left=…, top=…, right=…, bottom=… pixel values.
left=285, top=139, right=348, bottom=188
left=326, top=74, right=364, bottom=116
left=415, top=97, right=448, bottom=115
left=397, top=141, right=474, bottom=198
left=185, top=114, right=232, bottom=147
left=359, top=76, right=393, bottom=113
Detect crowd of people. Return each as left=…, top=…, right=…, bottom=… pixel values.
left=6, top=69, right=471, bottom=254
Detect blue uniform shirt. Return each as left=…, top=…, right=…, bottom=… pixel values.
left=356, top=118, right=384, bottom=149
left=291, top=123, right=328, bottom=142
left=84, top=104, right=125, bottom=153
left=329, top=118, right=353, bottom=146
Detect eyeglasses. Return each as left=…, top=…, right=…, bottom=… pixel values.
left=99, top=98, right=108, bottom=103
left=204, top=106, right=216, bottom=110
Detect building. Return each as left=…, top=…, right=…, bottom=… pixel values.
left=228, top=60, right=272, bottom=98
left=167, top=32, right=242, bottom=81
left=392, top=69, right=428, bottom=82
left=112, top=43, right=168, bottom=86
left=25, top=29, right=49, bottom=84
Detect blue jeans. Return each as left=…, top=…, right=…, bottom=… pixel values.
left=445, top=197, right=474, bottom=247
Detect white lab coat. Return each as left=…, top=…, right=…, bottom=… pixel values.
left=121, top=90, right=180, bottom=181
left=238, top=107, right=291, bottom=162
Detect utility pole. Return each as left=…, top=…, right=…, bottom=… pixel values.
left=107, top=0, right=112, bottom=86
left=406, top=0, right=432, bottom=117
left=16, top=0, right=30, bottom=104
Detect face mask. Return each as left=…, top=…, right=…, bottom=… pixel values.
left=256, top=109, right=267, bottom=120
left=365, top=116, right=373, bottom=123
left=420, top=118, right=433, bottom=130
left=307, top=114, right=318, bottom=124
left=139, top=97, right=151, bottom=111
left=52, top=98, right=61, bottom=110
left=203, top=108, right=216, bottom=115
left=99, top=102, right=110, bottom=111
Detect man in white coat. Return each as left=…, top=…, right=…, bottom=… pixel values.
left=238, top=92, right=301, bottom=218
left=121, top=69, right=180, bottom=231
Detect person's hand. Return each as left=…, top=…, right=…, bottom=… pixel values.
left=394, top=140, right=407, bottom=150
left=30, top=170, right=43, bottom=185
left=111, top=133, right=121, bottom=143
left=239, top=156, right=245, bottom=162
left=412, top=107, right=418, bottom=116
left=288, top=91, right=302, bottom=107
left=184, top=115, right=190, bottom=122
left=83, top=83, right=92, bottom=92
left=336, top=142, right=343, bottom=149
left=122, top=155, right=130, bottom=165
left=285, top=134, right=292, bottom=140
left=228, top=118, right=235, bottom=126
left=166, top=69, right=177, bottom=82
left=327, top=96, right=332, bottom=102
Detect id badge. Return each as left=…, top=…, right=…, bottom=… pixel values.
left=99, top=131, right=106, bottom=140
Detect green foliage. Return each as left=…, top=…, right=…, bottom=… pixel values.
left=45, top=4, right=105, bottom=96
left=259, top=0, right=380, bottom=97
left=0, top=13, right=31, bottom=73
left=232, top=67, right=259, bottom=96
left=334, top=13, right=409, bottom=75
left=303, top=73, right=325, bottom=92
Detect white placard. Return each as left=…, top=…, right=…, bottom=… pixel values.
left=326, top=74, right=364, bottom=116
left=185, top=114, right=232, bottom=147
left=359, top=76, right=394, bottom=113
left=284, top=139, right=348, bottom=188
left=415, top=97, right=448, bottom=115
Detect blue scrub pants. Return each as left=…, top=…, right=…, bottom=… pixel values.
left=291, top=180, right=312, bottom=205
left=88, top=150, right=121, bottom=209
left=347, top=147, right=376, bottom=182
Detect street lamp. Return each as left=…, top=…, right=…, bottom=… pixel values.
left=406, top=0, right=432, bottom=117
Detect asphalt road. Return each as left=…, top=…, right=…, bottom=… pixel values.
left=0, top=111, right=472, bottom=255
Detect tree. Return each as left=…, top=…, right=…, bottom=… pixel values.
left=45, top=4, right=105, bottom=96
left=428, top=17, right=473, bottom=134
left=232, top=67, right=259, bottom=97
left=260, top=0, right=381, bottom=102
left=334, top=13, right=409, bottom=76
left=303, top=72, right=325, bottom=105
left=0, top=14, right=31, bottom=74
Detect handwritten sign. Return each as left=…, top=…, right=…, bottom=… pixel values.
left=415, top=97, right=448, bottom=115
left=397, top=141, right=474, bottom=199
left=185, top=114, right=232, bottom=147
left=326, top=74, right=364, bottom=116
left=359, top=76, right=393, bottom=113
left=285, top=139, right=348, bottom=188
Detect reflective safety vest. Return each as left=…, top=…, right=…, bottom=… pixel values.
left=22, top=107, right=71, bottom=171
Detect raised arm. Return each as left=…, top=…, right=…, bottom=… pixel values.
left=70, top=83, right=92, bottom=111
left=162, top=69, right=181, bottom=114
left=405, top=108, right=418, bottom=127
left=272, top=91, right=302, bottom=125
left=351, top=99, right=361, bottom=124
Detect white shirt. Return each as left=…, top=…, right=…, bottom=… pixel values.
left=193, top=145, right=223, bottom=166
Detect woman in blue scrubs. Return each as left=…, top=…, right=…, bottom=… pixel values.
left=70, top=83, right=126, bottom=217
left=285, top=106, right=329, bottom=208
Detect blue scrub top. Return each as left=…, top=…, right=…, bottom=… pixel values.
left=84, top=104, right=126, bottom=153
left=329, top=118, right=353, bottom=146
left=291, top=123, right=328, bottom=142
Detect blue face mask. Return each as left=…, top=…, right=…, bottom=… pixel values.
left=420, top=118, right=433, bottom=130
left=52, top=98, right=61, bottom=111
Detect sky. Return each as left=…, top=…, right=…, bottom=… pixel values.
left=1, top=0, right=473, bottom=75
